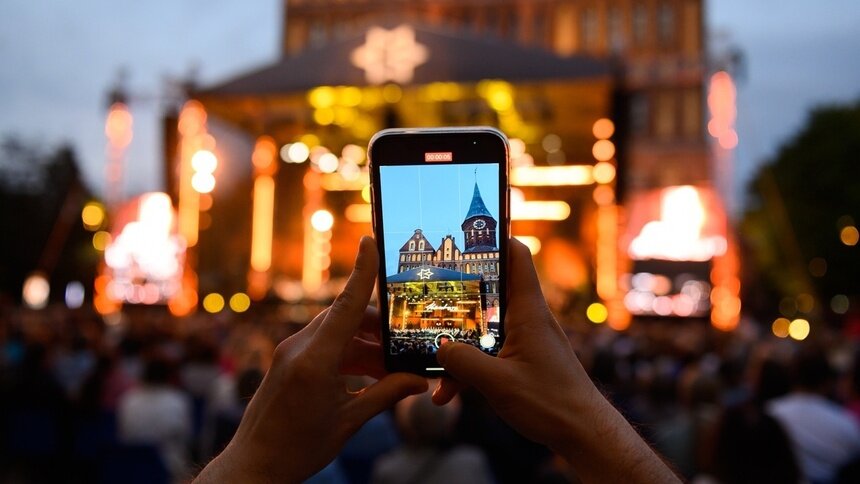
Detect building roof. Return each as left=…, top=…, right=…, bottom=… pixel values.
left=463, top=245, right=499, bottom=254
left=197, top=23, right=610, bottom=96
left=387, top=265, right=482, bottom=283
left=399, top=229, right=436, bottom=253
left=465, top=182, right=492, bottom=220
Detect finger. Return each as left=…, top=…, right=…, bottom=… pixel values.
left=314, top=236, right=380, bottom=354
left=431, top=377, right=463, bottom=406
left=436, top=342, right=509, bottom=394
left=340, top=337, right=387, bottom=380
left=355, top=306, right=382, bottom=342
left=508, top=238, right=548, bottom=310
left=345, top=373, right=429, bottom=427
left=302, top=307, right=331, bottom=335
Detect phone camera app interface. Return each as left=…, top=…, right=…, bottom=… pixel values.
left=380, top=163, right=502, bottom=357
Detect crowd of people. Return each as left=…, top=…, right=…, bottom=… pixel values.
left=2, top=300, right=860, bottom=483
left=389, top=328, right=485, bottom=356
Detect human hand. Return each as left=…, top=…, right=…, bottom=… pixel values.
left=196, top=237, right=428, bottom=483
left=433, top=239, right=680, bottom=483
left=432, top=238, right=598, bottom=452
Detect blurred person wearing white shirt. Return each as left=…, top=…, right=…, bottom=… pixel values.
left=118, top=357, right=192, bottom=481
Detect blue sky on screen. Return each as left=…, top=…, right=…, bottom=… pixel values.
left=379, top=163, right=499, bottom=276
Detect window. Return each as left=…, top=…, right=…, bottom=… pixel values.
left=608, top=7, right=625, bottom=54
left=580, top=7, right=599, bottom=51
left=553, top=2, right=577, bottom=56
left=682, top=88, right=702, bottom=139
left=409, top=240, right=415, bottom=251
left=633, top=4, right=648, bottom=45
left=657, top=3, right=675, bottom=47
left=655, top=91, right=677, bottom=140
left=630, top=92, right=650, bottom=136
left=418, top=240, right=425, bottom=250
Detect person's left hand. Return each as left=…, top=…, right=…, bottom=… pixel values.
left=196, top=237, right=428, bottom=483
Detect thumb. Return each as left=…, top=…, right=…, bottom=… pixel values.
left=437, top=342, right=508, bottom=392
left=347, top=373, right=428, bottom=426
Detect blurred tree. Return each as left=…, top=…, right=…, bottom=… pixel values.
left=0, top=136, right=99, bottom=305
left=741, top=101, right=860, bottom=324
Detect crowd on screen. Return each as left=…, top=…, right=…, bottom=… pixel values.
left=2, top=303, right=860, bottom=483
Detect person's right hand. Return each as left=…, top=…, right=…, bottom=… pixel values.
left=432, top=238, right=599, bottom=452
left=433, top=238, right=680, bottom=483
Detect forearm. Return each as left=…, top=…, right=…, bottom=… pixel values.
left=555, top=389, right=681, bottom=483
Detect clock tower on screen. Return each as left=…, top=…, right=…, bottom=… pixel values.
left=461, top=182, right=498, bottom=251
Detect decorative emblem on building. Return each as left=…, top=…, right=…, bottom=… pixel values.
left=417, top=268, right=434, bottom=280
left=351, top=25, right=428, bottom=84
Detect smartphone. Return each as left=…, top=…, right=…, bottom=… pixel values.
left=368, top=127, right=510, bottom=376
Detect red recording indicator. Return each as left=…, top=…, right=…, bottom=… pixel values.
left=425, top=152, right=453, bottom=162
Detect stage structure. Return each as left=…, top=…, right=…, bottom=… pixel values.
left=158, top=0, right=737, bottom=330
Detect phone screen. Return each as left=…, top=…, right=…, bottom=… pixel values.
left=376, top=158, right=505, bottom=368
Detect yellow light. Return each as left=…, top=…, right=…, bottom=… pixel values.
left=512, top=201, right=571, bottom=221
left=286, top=142, right=310, bottom=163
left=592, top=140, right=616, bottom=161
left=314, top=108, right=335, bottom=125
left=593, top=118, right=615, bottom=140
left=514, top=236, right=541, bottom=254
left=300, top=134, right=320, bottom=147
left=308, top=86, right=336, bottom=109
left=22, top=272, right=50, bottom=309
left=202, top=293, right=225, bottom=313
left=345, top=204, right=372, bottom=223
left=772, top=318, right=790, bottom=338
left=788, top=318, right=810, bottom=341
left=841, top=226, right=859, bottom=246
left=318, top=153, right=339, bottom=173
left=82, top=202, right=106, bottom=230
left=587, top=303, right=608, bottom=324
left=92, top=231, right=112, bottom=251
left=311, top=210, right=334, bottom=232
left=382, top=84, right=402, bottom=103
left=487, top=88, right=513, bottom=111
left=340, top=86, right=362, bottom=106
left=250, top=176, right=275, bottom=272
left=191, top=172, right=216, bottom=193
left=512, top=166, right=593, bottom=186
left=592, top=162, right=616, bottom=184
left=229, top=293, right=251, bottom=313
left=361, top=185, right=372, bottom=202
left=191, top=150, right=217, bottom=173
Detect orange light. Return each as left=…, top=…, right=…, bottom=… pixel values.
left=592, top=140, right=616, bottom=161
left=592, top=118, right=615, bottom=140
left=345, top=204, right=372, bottom=223
left=841, top=226, right=859, bottom=246
left=512, top=166, right=594, bottom=186
left=772, top=318, right=790, bottom=338
left=596, top=204, right=618, bottom=300
left=250, top=175, right=275, bottom=272
left=514, top=236, right=541, bottom=255
left=512, top=201, right=571, bottom=221
left=311, top=210, right=335, bottom=232
left=105, top=103, right=133, bottom=148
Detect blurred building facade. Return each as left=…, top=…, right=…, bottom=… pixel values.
left=159, top=0, right=735, bottom=329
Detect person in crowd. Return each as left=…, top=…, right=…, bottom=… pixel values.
left=371, top=389, right=492, bottom=484
left=767, top=350, right=860, bottom=483
left=194, top=237, right=680, bottom=483
left=118, top=355, right=193, bottom=480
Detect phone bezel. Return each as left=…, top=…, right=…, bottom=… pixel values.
left=368, top=127, right=510, bottom=376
